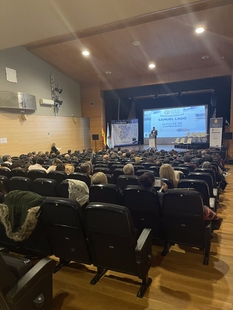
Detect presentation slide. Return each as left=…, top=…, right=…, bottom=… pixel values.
left=111, top=119, right=138, bottom=147
left=143, top=105, right=208, bottom=142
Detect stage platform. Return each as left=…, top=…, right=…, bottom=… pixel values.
left=174, top=142, right=209, bottom=149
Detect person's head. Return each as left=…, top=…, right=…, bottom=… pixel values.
left=91, top=172, right=108, bottom=185
left=80, top=163, right=91, bottom=174
left=56, top=163, right=66, bottom=171
left=123, top=163, right=134, bottom=175
left=37, top=157, right=44, bottom=165
left=138, top=172, right=155, bottom=187
left=3, top=155, right=12, bottom=163
left=64, top=154, right=70, bottom=161
left=159, top=164, right=176, bottom=186
left=202, top=161, right=212, bottom=168
left=184, top=155, right=191, bottom=163
left=65, top=163, right=74, bottom=175
left=103, top=154, right=109, bottom=161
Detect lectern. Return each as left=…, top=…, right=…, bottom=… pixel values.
left=149, top=133, right=157, bottom=149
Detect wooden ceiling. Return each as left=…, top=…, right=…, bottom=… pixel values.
left=25, top=0, right=233, bottom=87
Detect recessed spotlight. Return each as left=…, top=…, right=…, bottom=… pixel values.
left=82, top=51, right=90, bottom=56
left=195, top=27, right=205, bottom=34
left=201, top=55, right=209, bottom=60
left=132, top=41, right=141, bottom=46
left=105, top=71, right=111, bottom=74
left=148, top=63, right=156, bottom=69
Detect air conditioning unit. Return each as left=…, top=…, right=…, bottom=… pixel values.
left=39, top=98, right=54, bottom=106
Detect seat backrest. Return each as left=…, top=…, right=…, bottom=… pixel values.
left=59, top=179, right=69, bottom=198
left=162, top=189, right=206, bottom=247
left=47, top=171, right=67, bottom=184
left=136, top=169, right=154, bottom=177
left=68, top=172, right=91, bottom=187
left=93, top=167, right=110, bottom=174
left=32, top=178, right=59, bottom=197
left=178, top=179, right=210, bottom=207
left=85, top=203, right=138, bottom=273
left=110, top=164, right=124, bottom=173
left=148, top=166, right=160, bottom=176
left=188, top=172, right=214, bottom=196
left=195, top=168, right=216, bottom=186
left=89, top=184, right=122, bottom=205
left=28, top=170, right=47, bottom=181
left=133, top=165, right=145, bottom=172
left=112, top=168, right=124, bottom=183
left=9, top=176, right=32, bottom=191
left=178, top=164, right=195, bottom=172
left=173, top=166, right=190, bottom=177
left=117, top=175, right=139, bottom=190
left=123, top=185, right=163, bottom=239
left=0, top=175, right=10, bottom=192
left=10, top=168, right=27, bottom=178
left=0, top=168, right=11, bottom=179
left=40, top=197, right=92, bottom=264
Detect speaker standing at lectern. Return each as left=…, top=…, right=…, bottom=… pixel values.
left=149, top=127, right=158, bottom=149
left=151, top=127, right=158, bottom=137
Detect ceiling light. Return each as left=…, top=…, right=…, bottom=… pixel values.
left=195, top=27, right=205, bottom=34
left=148, top=63, right=156, bottom=69
left=105, top=71, right=111, bottom=74
left=201, top=55, right=209, bottom=60
left=82, top=51, right=90, bottom=56
left=132, top=41, right=141, bottom=46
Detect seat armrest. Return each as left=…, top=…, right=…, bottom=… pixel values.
left=209, top=197, right=215, bottom=210
left=213, top=188, right=218, bottom=197
left=135, top=229, right=153, bottom=279
left=204, top=221, right=211, bottom=252
left=135, top=228, right=152, bottom=252
left=6, top=258, right=56, bottom=304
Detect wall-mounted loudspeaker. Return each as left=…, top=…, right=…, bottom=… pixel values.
left=92, top=134, right=99, bottom=141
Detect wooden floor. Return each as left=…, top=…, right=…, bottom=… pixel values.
left=52, top=166, right=233, bottom=310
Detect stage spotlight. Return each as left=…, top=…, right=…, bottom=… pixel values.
left=54, top=87, right=63, bottom=94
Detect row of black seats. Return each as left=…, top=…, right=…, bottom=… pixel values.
left=0, top=189, right=212, bottom=272
left=0, top=199, right=153, bottom=298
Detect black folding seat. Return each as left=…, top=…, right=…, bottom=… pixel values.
left=32, top=178, right=59, bottom=197
left=178, top=179, right=215, bottom=210
left=133, top=165, right=145, bottom=172
left=162, top=189, right=212, bottom=265
left=195, top=168, right=217, bottom=187
left=0, top=251, right=55, bottom=310
left=85, top=202, right=153, bottom=297
left=0, top=168, right=11, bottom=179
left=10, top=168, right=27, bottom=177
left=68, top=172, right=91, bottom=187
left=173, top=166, right=190, bottom=178
left=112, top=168, right=124, bottom=184
left=40, top=197, right=92, bottom=271
left=188, top=172, right=217, bottom=198
left=89, top=184, right=123, bottom=205
left=178, top=164, right=195, bottom=172
left=93, top=167, right=110, bottom=174
left=105, top=173, right=114, bottom=184
left=136, top=169, right=154, bottom=177
left=143, top=162, right=155, bottom=169
left=47, top=170, right=67, bottom=184
left=0, top=175, right=10, bottom=192
left=148, top=166, right=160, bottom=176
left=123, top=185, right=163, bottom=240
left=28, top=170, right=47, bottom=181
left=117, top=175, right=139, bottom=190
left=9, top=176, right=33, bottom=191
left=110, top=164, right=124, bottom=173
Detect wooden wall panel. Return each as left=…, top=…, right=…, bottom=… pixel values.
left=0, top=113, right=85, bottom=156
left=81, top=83, right=105, bottom=151
left=229, top=67, right=233, bottom=159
